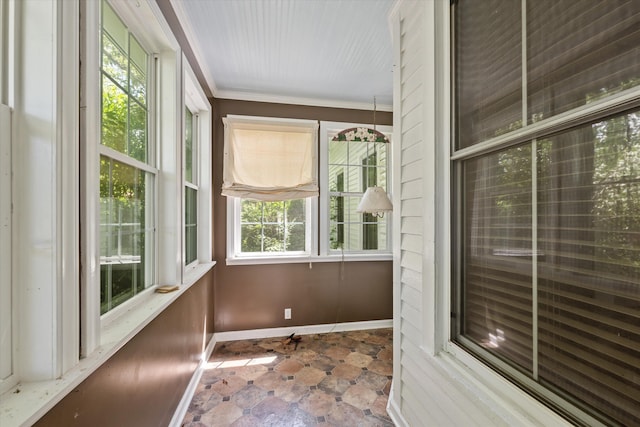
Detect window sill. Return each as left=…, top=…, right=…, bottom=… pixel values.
left=226, top=253, right=392, bottom=266
left=0, top=261, right=216, bottom=427
left=418, top=343, right=574, bottom=426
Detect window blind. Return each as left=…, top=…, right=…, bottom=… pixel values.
left=528, top=0, right=640, bottom=123
left=536, top=115, right=640, bottom=425
left=222, top=116, right=318, bottom=201
left=455, top=1, right=640, bottom=424
left=455, top=0, right=522, bottom=149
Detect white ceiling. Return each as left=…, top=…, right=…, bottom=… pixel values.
left=171, top=0, right=395, bottom=110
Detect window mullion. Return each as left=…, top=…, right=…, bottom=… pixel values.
left=521, top=0, right=527, bottom=127
left=531, top=138, right=538, bottom=381
left=99, top=145, right=157, bottom=174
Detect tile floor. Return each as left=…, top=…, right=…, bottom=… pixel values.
left=182, top=328, right=394, bottom=426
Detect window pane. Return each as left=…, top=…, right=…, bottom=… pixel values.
left=455, top=2, right=640, bottom=424
left=455, top=0, right=522, bottom=148
left=240, top=199, right=306, bottom=254
left=102, top=34, right=128, bottom=89
left=328, top=129, right=388, bottom=253
left=537, top=114, right=640, bottom=425
left=102, top=76, right=128, bottom=153
left=262, top=224, right=284, bottom=252
left=130, top=61, right=147, bottom=106
left=129, top=99, right=147, bottom=163
left=287, top=224, right=306, bottom=252
left=240, top=224, right=262, bottom=253
left=185, top=109, right=193, bottom=183
left=328, top=165, right=345, bottom=192
left=185, top=186, right=197, bottom=265
left=102, top=0, right=127, bottom=51
left=328, top=141, right=348, bottom=166
left=461, top=145, right=534, bottom=373
left=129, top=36, right=147, bottom=79
left=101, top=0, right=149, bottom=163
left=100, top=157, right=154, bottom=314
left=528, top=1, right=640, bottom=123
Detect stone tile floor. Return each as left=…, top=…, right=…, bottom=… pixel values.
left=182, top=328, right=394, bottom=426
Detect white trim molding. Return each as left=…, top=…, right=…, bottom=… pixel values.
left=169, top=328, right=217, bottom=427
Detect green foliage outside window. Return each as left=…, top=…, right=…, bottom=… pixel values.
left=240, top=199, right=306, bottom=253
left=100, top=0, right=152, bottom=314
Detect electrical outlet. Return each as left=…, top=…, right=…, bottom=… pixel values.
left=284, top=308, right=291, bottom=319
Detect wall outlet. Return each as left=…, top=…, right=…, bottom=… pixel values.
left=284, top=308, right=291, bottom=320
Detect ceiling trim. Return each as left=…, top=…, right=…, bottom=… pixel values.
left=169, top=0, right=218, bottom=96
left=214, top=90, right=393, bottom=112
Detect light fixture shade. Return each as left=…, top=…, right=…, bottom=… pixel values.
left=357, top=186, right=393, bottom=215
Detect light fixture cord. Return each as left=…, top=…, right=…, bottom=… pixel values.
left=373, top=96, right=377, bottom=131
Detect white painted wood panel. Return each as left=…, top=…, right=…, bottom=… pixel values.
left=401, top=89, right=422, bottom=120
left=401, top=160, right=422, bottom=182
left=400, top=137, right=422, bottom=165
left=400, top=250, right=422, bottom=273
left=401, top=179, right=423, bottom=200
left=400, top=216, right=423, bottom=236
left=400, top=233, right=422, bottom=253
left=400, top=267, right=422, bottom=290
left=401, top=106, right=423, bottom=135
left=400, top=198, right=422, bottom=213
left=400, top=300, right=421, bottom=328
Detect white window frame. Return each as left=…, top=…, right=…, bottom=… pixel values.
left=182, top=55, right=212, bottom=274
left=448, top=4, right=640, bottom=426
left=0, top=104, right=12, bottom=393
left=227, top=196, right=316, bottom=262
left=319, top=121, right=393, bottom=260
left=184, top=106, right=198, bottom=268
left=226, top=117, right=394, bottom=265
left=95, top=0, right=159, bottom=321
left=225, top=115, right=319, bottom=265
left=0, top=0, right=13, bottom=394
left=0, top=1, right=215, bottom=425
left=81, top=0, right=182, bottom=353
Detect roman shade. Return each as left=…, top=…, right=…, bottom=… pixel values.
left=222, top=115, right=318, bottom=201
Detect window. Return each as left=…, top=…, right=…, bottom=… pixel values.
left=236, top=198, right=310, bottom=255
left=321, top=121, right=391, bottom=255
left=453, top=1, right=640, bottom=425
left=226, top=118, right=392, bottom=263
left=100, top=0, right=155, bottom=314
left=225, top=116, right=318, bottom=261
left=184, top=107, right=197, bottom=265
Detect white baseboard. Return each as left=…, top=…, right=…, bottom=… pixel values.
left=168, top=336, right=217, bottom=427
left=213, top=319, right=393, bottom=342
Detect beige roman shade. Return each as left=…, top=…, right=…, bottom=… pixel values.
left=222, top=115, right=319, bottom=201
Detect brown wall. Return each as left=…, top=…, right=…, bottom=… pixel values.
left=212, top=99, right=393, bottom=332
left=35, top=270, right=214, bottom=427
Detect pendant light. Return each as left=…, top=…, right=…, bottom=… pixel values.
left=332, top=97, right=393, bottom=217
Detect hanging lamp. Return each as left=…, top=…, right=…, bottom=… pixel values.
left=333, top=97, right=393, bottom=217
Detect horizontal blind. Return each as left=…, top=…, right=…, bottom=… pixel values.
left=462, top=146, right=534, bottom=373
left=537, top=113, right=640, bottom=426
left=455, top=2, right=640, bottom=423
left=527, top=0, right=640, bottom=123
left=454, top=0, right=522, bottom=149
